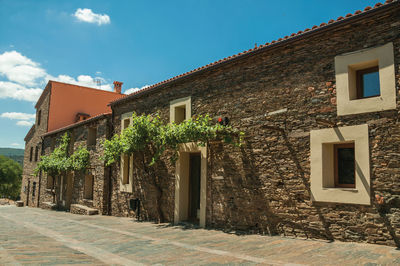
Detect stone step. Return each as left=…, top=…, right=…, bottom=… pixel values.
left=41, top=202, right=57, bottom=210
left=70, top=204, right=99, bottom=215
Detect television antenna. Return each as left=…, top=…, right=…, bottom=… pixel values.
left=95, top=79, right=101, bottom=89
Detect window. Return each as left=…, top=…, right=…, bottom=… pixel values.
left=29, top=147, right=33, bottom=162
left=120, top=113, right=133, bottom=192
left=170, top=96, right=191, bottom=124
left=34, top=146, right=39, bottom=162
left=174, top=106, right=186, bottom=124
left=122, top=154, right=130, bottom=185
left=335, top=42, right=396, bottom=116
left=32, top=182, right=36, bottom=197
left=84, top=174, right=94, bottom=200
left=310, top=124, right=370, bottom=205
left=37, top=110, right=41, bottom=126
left=356, top=66, right=380, bottom=99
left=87, top=127, right=97, bottom=146
left=334, top=143, right=355, bottom=188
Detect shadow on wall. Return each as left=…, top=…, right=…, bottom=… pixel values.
left=118, top=125, right=399, bottom=247
left=207, top=127, right=399, bottom=246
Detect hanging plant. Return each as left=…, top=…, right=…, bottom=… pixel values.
left=103, top=112, right=244, bottom=166
left=35, top=132, right=90, bottom=176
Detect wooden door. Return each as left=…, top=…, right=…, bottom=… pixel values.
left=188, top=153, right=201, bottom=221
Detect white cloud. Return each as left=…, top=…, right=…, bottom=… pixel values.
left=1, top=112, right=36, bottom=127
left=0, top=51, right=46, bottom=86
left=16, top=120, right=34, bottom=126
left=0, top=81, right=43, bottom=102
left=10, top=143, right=21, bottom=147
left=0, top=112, right=35, bottom=120
left=0, top=50, right=114, bottom=102
left=74, top=8, right=110, bottom=25
left=125, top=85, right=150, bottom=95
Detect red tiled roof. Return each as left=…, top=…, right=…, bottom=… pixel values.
left=110, top=0, right=398, bottom=106
left=43, top=112, right=112, bottom=137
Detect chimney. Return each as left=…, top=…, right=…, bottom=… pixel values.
left=113, top=81, right=123, bottom=94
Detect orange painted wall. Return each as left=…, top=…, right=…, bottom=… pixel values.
left=47, top=81, right=123, bottom=132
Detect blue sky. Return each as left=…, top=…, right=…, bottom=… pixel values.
left=0, top=0, right=379, bottom=149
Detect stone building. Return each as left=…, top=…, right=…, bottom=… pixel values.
left=21, top=81, right=123, bottom=208
left=22, top=1, right=400, bottom=246
left=108, top=1, right=400, bottom=246
left=39, top=113, right=113, bottom=215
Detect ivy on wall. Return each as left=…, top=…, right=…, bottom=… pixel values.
left=35, top=133, right=90, bottom=176
left=103, top=113, right=244, bottom=166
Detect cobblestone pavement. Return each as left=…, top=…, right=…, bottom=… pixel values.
left=0, top=206, right=399, bottom=265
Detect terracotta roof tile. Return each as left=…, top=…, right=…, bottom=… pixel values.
left=110, top=0, right=398, bottom=106
left=43, top=112, right=112, bottom=137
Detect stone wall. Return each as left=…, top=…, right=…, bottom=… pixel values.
left=39, top=116, right=111, bottom=215
left=110, top=6, right=400, bottom=246
left=21, top=85, right=51, bottom=207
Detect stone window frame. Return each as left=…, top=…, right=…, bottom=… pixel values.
left=334, top=42, right=396, bottom=116
left=119, top=112, right=133, bottom=193
left=170, top=96, right=191, bottom=124
left=310, top=124, right=371, bottom=205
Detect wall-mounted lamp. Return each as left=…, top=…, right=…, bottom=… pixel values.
left=218, top=117, right=229, bottom=126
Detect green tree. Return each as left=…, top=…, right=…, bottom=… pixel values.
left=35, top=132, right=90, bottom=176
left=0, top=155, right=22, bottom=200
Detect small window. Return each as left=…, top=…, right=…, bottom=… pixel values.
left=122, top=154, right=130, bottom=185
left=29, top=147, right=33, bottom=162
left=32, top=182, right=36, bottom=197
left=34, top=146, right=39, bottom=162
left=87, top=127, right=97, bottom=146
left=37, top=110, right=41, bottom=126
left=123, top=118, right=130, bottom=130
left=84, top=174, right=94, bottom=200
left=174, top=105, right=186, bottom=124
left=356, top=66, right=380, bottom=99
left=334, top=143, right=355, bottom=188
left=170, top=96, right=191, bottom=124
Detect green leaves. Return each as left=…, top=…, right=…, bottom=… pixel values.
left=35, top=133, right=90, bottom=176
left=103, top=113, right=244, bottom=166
left=0, top=155, right=22, bottom=200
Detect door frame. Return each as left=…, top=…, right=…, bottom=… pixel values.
left=174, top=143, right=207, bottom=227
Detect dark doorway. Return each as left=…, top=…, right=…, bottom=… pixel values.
left=188, top=153, right=201, bottom=222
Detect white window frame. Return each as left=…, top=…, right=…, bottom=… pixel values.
left=335, top=42, right=396, bottom=116
left=170, top=96, right=191, bottom=123
left=310, top=124, right=370, bottom=205
left=119, top=112, right=133, bottom=192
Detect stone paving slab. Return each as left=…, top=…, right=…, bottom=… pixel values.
left=0, top=206, right=399, bottom=265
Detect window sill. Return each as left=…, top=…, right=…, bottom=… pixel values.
left=322, top=187, right=358, bottom=192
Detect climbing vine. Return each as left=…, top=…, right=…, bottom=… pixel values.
left=35, top=133, right=90, bottom=176
left=103, top=112, right=243, bottom=223
left=103, top=113, right=244, bottom=166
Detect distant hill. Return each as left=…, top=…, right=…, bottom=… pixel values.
left=0, top=148, right=24, bottom=166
